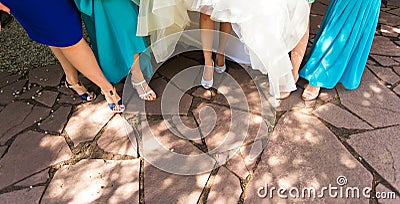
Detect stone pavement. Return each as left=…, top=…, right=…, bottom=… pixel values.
left=0, top=1, right=400, bottom=203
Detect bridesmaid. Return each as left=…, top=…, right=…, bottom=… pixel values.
left=299, top=0, right=381, bottom=100
left=0, top=0, right=124, bottom=112
left=75, top=0, right=156, bottom=101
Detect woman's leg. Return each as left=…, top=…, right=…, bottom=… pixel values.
left=291, top=3, right=312, bottom=82
left=200, top=13, right=215, bottom=82
left=50, top=38, right=123, bottom=110
left=216, top=22, right=232, bottom=67
left=130, top=54, right=156, bottom=101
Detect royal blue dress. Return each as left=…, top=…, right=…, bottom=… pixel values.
left=1, top=0, right=82, bottom=47
left=75, top=0, right=152, bottom=84
left=299, top=0, right=381, bottom=90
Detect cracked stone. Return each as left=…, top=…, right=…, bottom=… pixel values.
left=42, top=159, right=140, bottom=203
left=379, top=11, right=400, bottom=27
left=0, top=102, right=51, bottom=145
left=98, top=115, right=137, bottom=157
left=58, top=94, right=84, bottom=105
left=40, top=106, right=72, bottom=134
left=0, top=79, right=27, bottom=105
left=15, top=169, right=49, bottom=187
left=394, top=66, right=400, bottom=75
left=368, top=65, right=400, bottom=85
left=337, top=69, right=400, bottom=128
left=394, top=85, right=400, bottom=95
left=34, top=90, right=58, bottom=107
left=0, top=145, right=7, bottom=157
left=245, top=112, right=372, bottom=203
left=380, top=24, right=400, bottom=38
left=157, top=56, right=200, bottom=80
left=124, top=77, right=193, bottom=115
left=0, top=131, right=70, bottom=189
left=65, top=100, right=114, bottom=145
left=0, top=74, right=20, bottom=88
left=375, top=185, right=400, bottom=204
left=17, top=86, right=42, bottom=100
left=192, top=87, right=212, bottom=100
left=226, top=143, right=263, bottom=179
left=313, top=103, right=373, bottom=130
left=208, top=167, right=242, bottom=203
left=371, top=55, right=400, bottom=67
left=0, top=186, right=46, bottom=204
left=371, top=36, right=400, bottom=57
left=348, top=126, right=400, bottom=191
left=28, top=64, right=64, bottom=87
left=144, top=161, right=210, bottom=204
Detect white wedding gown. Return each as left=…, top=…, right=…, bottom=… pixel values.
left=136, top=0, right=310, bottom=98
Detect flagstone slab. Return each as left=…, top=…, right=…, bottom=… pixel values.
left=0, top=146, right=7, bottom=157
left=0, top=102, right=51, bottom=145
left=144, top=162, right=210, bottom=204
left=34, top=90, right=58, bottom=107
left=58, top=94, right=84, bottom=105
left=15, top=169, right=49, bottom=187
left=318, top=88, right=338, bottom=102
left=0, top=186, right=45, bottom=204
left=98, top=115, right=137, bottom=157
left=157, top=56, right=200, bottom=80
left=371, top=36, right=400, bottom=57
left=371, top=55, right=400, bottom=67
left=28, top=65, right=64, bottom=87
left=379, top=12, right=400, bottom=27
left=65, top=100, right=114, bottom=145
left=42, top=159, right=140, bottom=204
left=245, top=112, right=372, bottom=203
left=380, top=24, right=400, bottom=38
left=394, top=66, right=400, bottom=75
left=313, top=103, right=373, bottom=130
left=225, top=143, right=262, bottom=179
left=0, top=131, right=70, bottom=189
left=394, top=85, right=400, bottom=95
left=124, top=77, right=193, bottom=116
left=276, top=88, right=307, bottom=111
left=376, top=185, right=400, bottom=204
left=368, top=65, right=400, bottom=85
left=337, top=70, right=400, bottom=128
left=348, top=126, right=400, bottom=191
left=192, top=87, right=212, bottom=100
left=0, top=74, right=20, bottom=88
left=0, top=79, right=26, bottom=105
left=40, top=106, right=72, bottom=134
left=17, top=86, right=42, bottom=100
left=208, top=167, right=242, bottom=204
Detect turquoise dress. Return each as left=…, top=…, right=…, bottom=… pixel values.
left=75, top=0, right=152, bottom=83
left=299, top=0, right=380, bottom=90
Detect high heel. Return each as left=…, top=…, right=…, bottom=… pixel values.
left=131, top=80, right=156, bottom=101
left=201, top=63, right=214, bottom=89
left=215, top=58, right=226, bottom=74
left=65, top=80, right=96, bottom=102
left=101, top=87, right=125, bottom=113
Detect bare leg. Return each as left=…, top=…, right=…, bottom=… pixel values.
left=216, top=22, right=232, bottom=67
left=130, top=54, right=156, bottom=101
left=291, top=3, right=312, bottom=82
left=200, top=13, right=215, bottom=81
left=50, top=38, right=122, bottom=110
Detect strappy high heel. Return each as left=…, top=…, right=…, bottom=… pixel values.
left=101, top=87, right=124, bottom=113
left=131, top=80, right=156, bottom=101
left=201, top=62, right=214, bottom=89
left=65, top=80, right=96, bottom=102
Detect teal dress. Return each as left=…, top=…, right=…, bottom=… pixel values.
left=299, top=0, right=380, bottom=89
left=75, top=0, right=152, bottom=83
